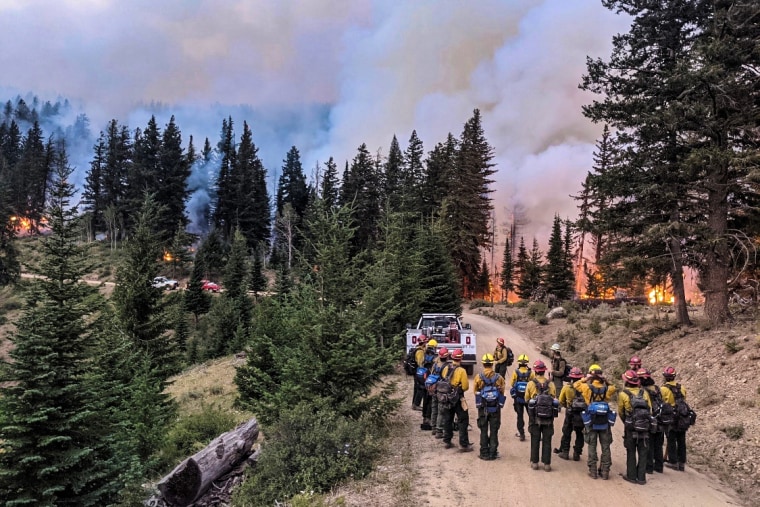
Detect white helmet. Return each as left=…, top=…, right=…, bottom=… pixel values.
left=550, top=343, right=561, bottom=352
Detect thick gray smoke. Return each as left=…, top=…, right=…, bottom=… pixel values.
left=0, top=0, right=630, bottom=242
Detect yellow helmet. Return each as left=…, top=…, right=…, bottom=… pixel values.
left=427, top=339, right=438, bottom=348
left=589, top=364, right=603, bottom=374
left=518, top=354, right=529, bottom=364
left=482, top=353, right=494, bottom=364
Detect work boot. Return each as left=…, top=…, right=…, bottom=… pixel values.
left=553, top=447, right=561, bottom=454
left=420, top=418, right=432, bottom=431
left=434, top=431, right=443, bottom=439
left=664, top=462, right=679, bottom=470
left=557, top=451, right=570, bottom=461
left=572, top=452, right=581, bottom=461
left=677, top=463, right=685, bottom=471
left=444, top=441, right=454, bottom=449
left=531, top=462, right=539, bottom=470
left=412, top=404, right=422, bottom=411
left=600, top=469, right=609, bottom=480
left=588, top=469, right=598, bottom=479
left=544, top=464, right=552, bottom=472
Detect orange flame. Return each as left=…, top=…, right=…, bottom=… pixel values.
left=648, top=288, right=674, bottom=305
left=163, top=251, right=173, bottom=262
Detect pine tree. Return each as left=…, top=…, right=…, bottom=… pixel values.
left=0, top=174, right=20, bottom=286
left=319, top=156, right=339, bottom=211
left=157, top=115, right=190, bottom=240
left=0, top=157, right=123, bottom=506
left=544, top=214, right=573, bottom=300
left=185, top=254, right=211, bottom=323
left=249, top=248, right=268, bottom=297
left=213, top=117, right=236, bottom=240
left=500, top=237, right=514, bottom=303
left=383, top=135, right=405, bottom=210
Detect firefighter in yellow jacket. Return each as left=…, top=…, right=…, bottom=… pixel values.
left=524, top=360, right=557, bottom=471
left=618, top=369, right=652, bottom=485
left=573, top=364, right=617, bottom=480
left=660, top=366, right=689, bottom=471
left=510, top=355, right=535, bottom=441
left=474, top=353, right=506, bottom=460
left=440, top=349, right=473, bottom=451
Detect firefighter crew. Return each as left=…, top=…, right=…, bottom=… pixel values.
left=493, top=337, right=513, bottom=378
left=554, top=366, right=586, bottom=461
left=475, top=353, right=506, bottom=460
left=524, top=360, right=557, bottom=471
left=574, top=364, right=617, bottom=480
left=419, top=339, right=438, bottom=430
left=660, top=366, right=688, bottom=471
left=549, top=343, right=567, bottom=394
left=411, top=335, right=429, bottom=410
left=440, top=349, right=473, bottom=452
left=430, top=347, right=450, bottom=439
left=618, top=369, right=652, bottom=485
left=638, top=367, right=665, bottom=474
left=510, top=354, right=535, bottom=442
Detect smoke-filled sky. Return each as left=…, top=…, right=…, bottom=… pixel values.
left=0, top=0, right=631, bottom=244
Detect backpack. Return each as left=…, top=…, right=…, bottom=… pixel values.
left=476, top=373, right=505, bottom=413
left=582, top=384, right=616, bottom=430
left=670, top=383, right=696, bottom=431
left=506, top=348, right=514, bottom=366
left=510, top=368, right=532, bottom=404
left=570, top=387, right=588, bottom=427
left=529, top=379, right=557, bottom=424
left=436, top=365, right=461, bottom=407
left=623, top=389, right=652, bottom=434
left=404, top=347, right=417, bottom=376
left=657, top=387, right=676, bottom=427
left=647, top=385, right=668, bottom=432
left=415, top=351, right=436, bottom=381
left=426, top=361, right=447, bottom=395
left=563, top=363, right=572, bottom=379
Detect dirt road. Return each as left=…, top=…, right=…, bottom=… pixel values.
left=412, top=311, right=741, bottom=507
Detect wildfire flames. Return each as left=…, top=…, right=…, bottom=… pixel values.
left=163, top=251, right=173, bottom=262
left=648, top=287, right=674, bottom=305
left=8, top=215, right=43, bottom=236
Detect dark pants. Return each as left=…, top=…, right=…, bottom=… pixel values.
left=513, top=401, right=527, bottom=436
left=625, top=430, right=649, bottom=482
left=666, top=428, right=687, bottom=465
left=647, top=431, right=664, bottom=472
left=528, top=420, right=554, bottom=464
left=412, top=378, right=425, bottom=407
left=422, top=391, right=432, bottom=420
left=495, top=362, right=508, bottom=378
left=442, top=399, right=470, bottom=447
left=477, top=408, right=501, bottom=458
left=586, top=428, right=613, bottom=473
left=559, top=414, right=584, bottom=455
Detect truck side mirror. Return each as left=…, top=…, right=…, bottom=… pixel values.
left=464, top=323, right=471, bottom=329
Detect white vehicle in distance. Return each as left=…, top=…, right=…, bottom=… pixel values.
left=152, top=276, right=179, bottom=290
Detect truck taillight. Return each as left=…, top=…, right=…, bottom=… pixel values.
left=466, top=336, right=471, bottom=345
left=413, top=336, right=418, bottom=343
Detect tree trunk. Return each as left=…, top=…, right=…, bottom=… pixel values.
left=668, top=236, right=691, bottom=325
left=702, top=160, right=731, bottom=325
left=157, top=417, right=259, bottom=507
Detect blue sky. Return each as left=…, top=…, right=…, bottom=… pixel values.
left=0, top=0, right=630, bottom=243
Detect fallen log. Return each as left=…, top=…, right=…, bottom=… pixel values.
left=157, top=417, right=259, bottom=506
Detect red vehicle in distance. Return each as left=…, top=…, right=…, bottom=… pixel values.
left=201, top=280, right=221, bottom=292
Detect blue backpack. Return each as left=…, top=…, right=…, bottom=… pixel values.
left=581, top=384, right=617, bottom=430
left=425, top=361, right=447, bottom=393
left=416, top=351, right=436, bottom=381
left=476, top=373, right=505, bottom=413
left=510, top=368, right=531, bottom=404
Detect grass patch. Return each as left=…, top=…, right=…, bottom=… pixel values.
left=721, top=425, right=744, bottom=440
left=724, top=339, right=743, bottom=354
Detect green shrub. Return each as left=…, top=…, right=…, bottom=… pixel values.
left=231, top=400, right=382, bottom=506
left=537, top=316, right=549, bottom=325
left=514, top=300, right=529, bottom=308
left=527, top=303, right=548, bottom=318
left=154, top=404, right=238, bottom=473
left=588, top=318, right=603, bottom=335
left=724, top=339, right=743, bottom=354
left=721, top=425, right=744, bottom=440
left=469, top=299, right=493, bottom=309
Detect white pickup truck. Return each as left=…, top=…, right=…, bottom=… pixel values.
left=405, top=313, right=477, bottom=375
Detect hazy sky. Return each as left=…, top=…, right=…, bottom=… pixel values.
left=0, top=0, right=630, bottom=243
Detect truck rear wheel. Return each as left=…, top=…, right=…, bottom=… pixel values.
left=464, top=364, right=474, bottom=376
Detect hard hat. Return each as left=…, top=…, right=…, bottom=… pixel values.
left=533, top=360, right=547, bottom=373
left=663, top=366, right=677, bottom=379
left=451, top=349, right=464, bottom=361
left=418, top=335, right=428, bottom=344
left=427, top=339, right=438, bottom=348
left=589, top=364, right=603, bottom=374
left=438, top=347, right=449, bottom=359
left=636, top=368, right=651, bottom=379
left=622, top=369, right=640, bottom=385
left=568, top=367, right=583, bottom=379
left=550, top=343, right=561, bottom=352
left=496, top=337, right=505, bottom=346
left=482, top=353, right=494, bottom=364
left=629, top=355, right=642, bottom=368
left=518, top=354, right=529, bottom=364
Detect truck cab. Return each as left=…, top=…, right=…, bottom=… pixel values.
left=406, top=313, right=476, bottom=375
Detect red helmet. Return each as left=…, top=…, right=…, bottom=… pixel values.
left=622, top=369, right=640, bottom=385
left=533, top=360, right=547, bottom=373
left=438, top=347, right=450, bottom=359
left=629, top=356, right=642, bottom=368
left=568, top=367, right=583, bottom=379
left=636, top=368, right=651, bottom=379
left=418, top=335, right=428, bottom=344
left=663, top=366, right=677, bottom=379
left=496, top=337, right=505, bottom=346
left=451, top=349, right=464, bottom=361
